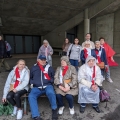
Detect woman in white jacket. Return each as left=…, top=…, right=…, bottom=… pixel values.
left=2, top=59, right=29, bottom=120
left=78, top=56, right=103, bottom=113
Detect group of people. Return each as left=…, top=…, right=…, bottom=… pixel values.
left=1, top=33, right=118, bottom=120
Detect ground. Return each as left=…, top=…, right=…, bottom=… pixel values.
left=0, top=54, right=120, bottom=120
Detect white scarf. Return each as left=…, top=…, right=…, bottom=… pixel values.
left=43, top=64, right=50, bottom=79
left=59, top=68, right=63, bottom=84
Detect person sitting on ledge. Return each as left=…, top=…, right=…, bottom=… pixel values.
left=28, top=55, right=58, bottom=120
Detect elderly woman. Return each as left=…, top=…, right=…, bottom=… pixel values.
left=62, top=38, right=71, bottom=56
left=2, top=59, right=29, bottom=120
left=54, top=56, right=78, bottom=115
left=37, top=40, right=53, bottom=66
left=81, top=41, right=96, bottom=64
left=78, top=56, right=103, bottom=113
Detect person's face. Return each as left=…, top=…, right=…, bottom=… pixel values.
left=38, top=59, right=46, bottom=66
left=74, top=39, right=79, bottom=44
left=17, top=61, right=25, bottom=70
left=65, top=39, right=69, bottom=44
left=85, top=44, right=90, bottom=48
left=0, top=36, right=2, bottom=40
left=95, top=43, right=101, bottom=49
left=100, top=39, right=105, bottom=45
left=85, top=34, right=91, bottom=40
left=87, top=59, right=95, bottom=68
left=43, top=42, right=48, bottom=47
left=61, top=60, right=67, bottom=67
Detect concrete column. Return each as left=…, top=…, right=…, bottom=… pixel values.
left=84, top=8, right=90, bottom=38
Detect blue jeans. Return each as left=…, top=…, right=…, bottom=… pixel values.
left=81, top=103, right=98, bottom=108
left=69, top=59, right=79, bottom=71
left=56, top=94, right=73, bottom=109
left=28, top=85, right=57, bottom=118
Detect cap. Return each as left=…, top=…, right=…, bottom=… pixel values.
left=39, top=55, right=46, bottom=60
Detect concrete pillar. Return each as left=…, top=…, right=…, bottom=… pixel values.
left=84, top=8, right=90, bottom=38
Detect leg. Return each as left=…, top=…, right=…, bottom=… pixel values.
left=92, top=103, right=100, bottom=113
left=65, top=94, right=74, bottom=109
left=2, top=59, right=10, bottom=70
left=14, top=89, right=27, bottom=108
left=28, top=87, right=45, bottom=118
left=69, top=59, right=74, bottom=66
left=56, top=94, right=64, bottom=108
left=80, top=103, right=86, bottom=107
left=80, top=103, right=86, bottom=113
left=74, top=60, right=79, bottom=71
left=45, top=85, right=57, bottom=110
left=7, top=91, right=16, bottom=106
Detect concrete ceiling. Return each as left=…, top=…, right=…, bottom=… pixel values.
left=0, top=0, right=99, bottom=35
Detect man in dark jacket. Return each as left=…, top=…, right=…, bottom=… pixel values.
left=28, top=55, right=58, bottom=120
left=0, top=35, right=10, bottom=73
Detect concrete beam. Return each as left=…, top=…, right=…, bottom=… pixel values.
left=88, top=0, right=119, bottom=18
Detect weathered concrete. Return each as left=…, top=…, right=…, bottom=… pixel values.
left=0, top=55, right=120, bottom=120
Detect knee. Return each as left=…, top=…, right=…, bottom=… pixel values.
left=14, top=93, right=20, bottom=99
left=56, top=94, right=62, bottom=99
left=66, top=94, right=73, bottom=100
left=6, top=94, right=12, bottom=100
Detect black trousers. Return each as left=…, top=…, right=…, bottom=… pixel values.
left=7, top=89, right=27, bottom=108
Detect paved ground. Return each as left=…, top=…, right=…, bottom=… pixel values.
left=0, top=54, right=120, bottom=120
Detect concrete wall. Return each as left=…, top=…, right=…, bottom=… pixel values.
left=113, top=9, right=120, bottom=53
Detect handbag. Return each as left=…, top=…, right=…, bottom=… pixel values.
left=68, top=44, right=73, bottom=57
left=99, top=87, right=110, bottom=108
left=97, top=62, right=105, bottom=69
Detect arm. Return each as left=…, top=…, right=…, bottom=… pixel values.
left=37, top=46, right=42, bottom=59
left=3, top=71, right=13, bottom=99
left=49, top=46, right=53, bottom=55
left=103, top=49, right=108, bottom=65
left=54, top=67, right=61, bottom=86
left=68, top=66, right=77, bottom=88
left=80, top=50, right=85, bottom=64
left=95, top=66, right=103, bottom=86
left=29, top=67, right=34, bottom=85
left=78, top=66, right=92, bottom=88
left=67, top=44, right=72, bottom=56
left=48, top=66, right=55, bottom=83
left=15, top=70, right=30, bottom=91
left=78, top=46, right=82, bottom=61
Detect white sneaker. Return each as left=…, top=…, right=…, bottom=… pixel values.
left=69, top=107, right=75, bottom=115
left=11, top=106, right=17, bottom=116
left=17, top=109, right=23, bottom=120
left=107, top=78, right=113, bottom=83
left=58, top=106, right=65, bottom=115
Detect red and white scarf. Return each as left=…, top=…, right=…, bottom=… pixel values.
left=14, top=67, right=20, bottom=88
left=59, top=66, right=69, bottom=83
left=37, top=62, right=50, bottom=80
left=84, top=48, right=91, bottom=59
left=95, top=49, right=102, bottom=63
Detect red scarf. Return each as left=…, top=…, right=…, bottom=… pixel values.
left=84, top=49, right=88, bottom=59
left=95, top=50, right=101, bottom=63
left=14, top=67, right=20, bottom=88
left=62, top=66, right=68, bottom=76
left=92, top=66, right=95, bottom=85
left=37, top=62, right=50, bottom=80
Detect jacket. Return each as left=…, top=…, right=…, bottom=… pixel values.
left=54, top=65, right=78, bottom=96
left=80, top=49, right=97, bottom=64
left=30, top=64, right=55, bottom=87
left=94, top=47, right=108, bottom=65
left=3, top=66, right=30, bottom=99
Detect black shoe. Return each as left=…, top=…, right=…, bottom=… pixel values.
left=93, top=106, right=101, bottom=113
left=80, top=106, right=85, bottom=113
left=52, top=109, right=58, bottom=120
left=34, top=116, right=43, bottom=120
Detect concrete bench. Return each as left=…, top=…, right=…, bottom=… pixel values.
left=53, top=48, right=63, bottom=56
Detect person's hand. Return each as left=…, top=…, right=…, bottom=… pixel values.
left=91, top=84, right=98, bottom=92
left=2, top=98, right=6, bottom=103
left=13, top=89, right=17, bottom=93
left=59, top=85, right=65, bottom=91
left=111, top=57, right=114, bottom=61
left=63, top=86, right=70, bottom=92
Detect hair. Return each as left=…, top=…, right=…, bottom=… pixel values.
left=99, top=37, right=105, bottom=41
left=73, top=38, right=79, bottom=44
left=83, top=41, right=92, bottom=49
left=95, top=41, right=100, bottom=44
left=62, top=38, right=70, bottom=49
left=17, top=59, right=26, bottom=65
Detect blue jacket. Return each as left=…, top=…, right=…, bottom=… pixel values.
left=94, top=47, right=108, bottom=65
left=30, top=64, right=55, bottom=87
left=81, top=49, right=97, bottom=64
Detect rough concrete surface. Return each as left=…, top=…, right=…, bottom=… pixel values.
left=0, top=55, right=120, bottom=120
